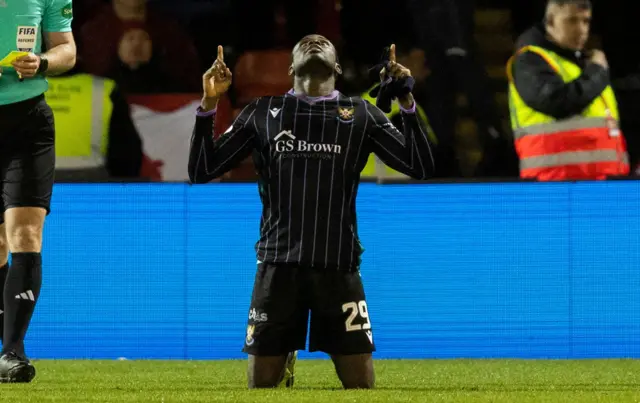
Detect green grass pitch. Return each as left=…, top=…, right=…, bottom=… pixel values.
left=2, top=359, right=640, bottom=402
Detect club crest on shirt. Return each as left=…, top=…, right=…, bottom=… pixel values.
left=337, top=107, right=355, bottom=123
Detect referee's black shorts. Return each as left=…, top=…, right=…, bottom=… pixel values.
left=0, top=95, right=55, bottom=225
left=242, top=263, right=376, bottom=356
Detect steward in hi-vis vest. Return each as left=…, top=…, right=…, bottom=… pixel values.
left=507, top=0, right=628, bottom=181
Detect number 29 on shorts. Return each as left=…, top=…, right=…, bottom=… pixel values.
left=342, top=300, right=371, bottom=332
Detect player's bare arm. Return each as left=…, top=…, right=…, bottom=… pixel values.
left=12, top=32, right=76, bottom=79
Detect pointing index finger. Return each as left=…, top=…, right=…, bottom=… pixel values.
left=217, top=45, right=224, bottom=63
left=389, top=44, right=396, bottom=63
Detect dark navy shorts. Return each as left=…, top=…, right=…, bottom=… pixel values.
left=242, top=263, right=376, bottom=356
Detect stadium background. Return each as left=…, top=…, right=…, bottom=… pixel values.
left=4, top=1, right=640, bottom=401
left=8, top=0, right=640, bottom=364
left=26, top=179, right=640, bottom=360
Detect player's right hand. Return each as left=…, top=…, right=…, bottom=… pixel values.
left=202, top=45, right=232, bottom=104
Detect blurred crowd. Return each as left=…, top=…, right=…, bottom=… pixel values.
left=56, top=0, right=639, bottom=182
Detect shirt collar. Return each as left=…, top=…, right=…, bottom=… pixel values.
left=287, top=88, right=339, bottom=102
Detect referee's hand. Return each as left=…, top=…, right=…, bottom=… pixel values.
left=12, top=53, right=41, bottom=79
left=201, top=45, right=232, bottom=111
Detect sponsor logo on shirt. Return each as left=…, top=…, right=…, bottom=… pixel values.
left=62, top=4, right=73, bottom=19
left=273, top=130, right=342, bottom=159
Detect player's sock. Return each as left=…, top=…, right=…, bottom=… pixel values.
left=0, top=262, right=8, bottom=344
left=2, top=253, right=41, bottom=357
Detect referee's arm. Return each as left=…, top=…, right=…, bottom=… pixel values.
left=364, top=100, right=435, bottom=180
left=12, top=0, right=76, bottom=79
left=39, top=32, right=76, bottom=76
left=188, top=101, right=258, bottom=184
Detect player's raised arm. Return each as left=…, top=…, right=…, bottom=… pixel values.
left=188, top=45, right=258, bottom=184
left=366, top=44, right=435, bottom=180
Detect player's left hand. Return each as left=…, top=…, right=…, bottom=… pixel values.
left=379, top=44, right=412, bottom=81
left=379, top=44, right=414, bottom=109
left=12, top=53, right=41, bottom=79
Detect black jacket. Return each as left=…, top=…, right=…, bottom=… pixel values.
left=511, top=24, right=611, bottom=120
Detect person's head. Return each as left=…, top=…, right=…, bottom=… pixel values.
left=118, top=28, right=153, bottom=70
left=289, top=34, right=342, bottom=78
left=544, top=0, right=592, bottom=51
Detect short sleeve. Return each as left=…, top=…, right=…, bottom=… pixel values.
left=43, top=0, right=73, bottom=33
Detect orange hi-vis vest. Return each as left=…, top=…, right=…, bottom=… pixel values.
left=507, top=45, right=629, bottom=181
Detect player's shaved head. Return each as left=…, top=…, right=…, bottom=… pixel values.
left=545, top=0, right=592, bottom=51
left=290, top=34, right=341, bottom=78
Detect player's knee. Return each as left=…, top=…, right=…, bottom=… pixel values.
left=7, top=224, right=43, bottom=252
left=247, top=371, right=281, bottom=389
left=343, top=379, right=375, bottom=389
left=247, top=379, right=280, bottom=389
left=340, top=371, right=375, bottom=389
left=332, top=353, right=375, bottom=389
left=246, top=355, right=287, bottom=389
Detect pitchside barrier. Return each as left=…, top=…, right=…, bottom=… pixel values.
left=25, top=180, right=640, bottom=359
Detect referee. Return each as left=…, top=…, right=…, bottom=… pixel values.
left=0, top=0, right=76, bottom=383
